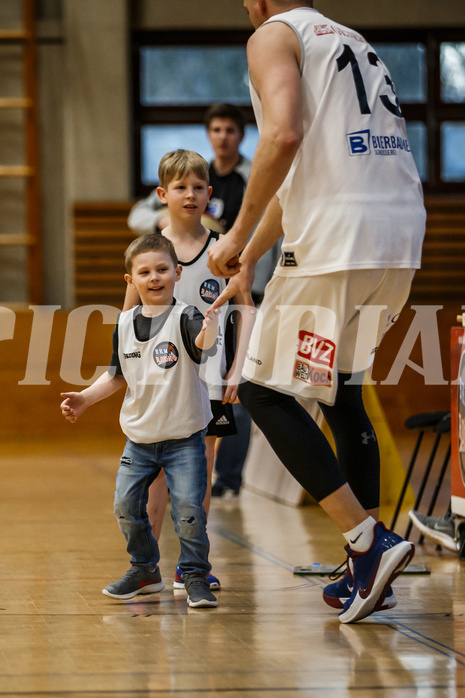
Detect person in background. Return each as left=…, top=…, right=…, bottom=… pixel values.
left=127, top=103, right=252, bottom=236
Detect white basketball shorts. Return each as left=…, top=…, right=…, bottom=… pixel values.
left=241, top=268, right=415, bottom=406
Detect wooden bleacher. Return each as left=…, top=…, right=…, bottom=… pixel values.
left=412, top=195, right=465, bottom=300
left=73, top=202, right=134, bottom=307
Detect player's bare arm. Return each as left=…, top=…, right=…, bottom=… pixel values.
left=222, top=293, right=258, bottom=403
left=60, top=372, right=126, bottom=423
left=207, top=196, right=284, bottom=313
left=222, top=290, right=250, bottom=404
left=207, top=21, right=302, bottom=278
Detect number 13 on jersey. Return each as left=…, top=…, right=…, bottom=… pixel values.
left=337, top=44, right=403, bottom=118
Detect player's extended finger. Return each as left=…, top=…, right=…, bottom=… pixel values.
left=209, top=286, right=236, bottom=312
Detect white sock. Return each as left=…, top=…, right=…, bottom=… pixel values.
left=343, top=516, right=377, bottom=552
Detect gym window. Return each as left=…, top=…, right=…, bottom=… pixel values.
left=132, top=31, right=256, bottom=196
left=132, top=28, right=465, bottom=196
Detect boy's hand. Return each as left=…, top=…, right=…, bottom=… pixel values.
left=60, top=392, right=86, bottom=423
left=202, top=307, right=220, bottom=329
left=196, top=308, right=220, bottom=350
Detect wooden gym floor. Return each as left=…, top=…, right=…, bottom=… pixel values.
left=1, top=434, right=464, bottom=698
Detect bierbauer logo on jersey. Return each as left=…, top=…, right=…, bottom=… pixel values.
left=153, top=341, right=179, bottom=369
left=347, top=129, right=411, bottom=157
left=372, top=133, right=411, bottom=156
left=346, top=129, right=371, bottom=156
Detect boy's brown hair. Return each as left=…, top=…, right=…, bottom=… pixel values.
left=158, top=149, right=209, bottom=189
left=124, top=233, right=178, bottom=273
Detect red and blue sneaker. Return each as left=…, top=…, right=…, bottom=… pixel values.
left=173, top=566, right=221, bottom=590
left=338, top=521, right=414, bottom=624
left=102, top=565, right=165, bottom=600
left=323, top=561, right=397, bottom=611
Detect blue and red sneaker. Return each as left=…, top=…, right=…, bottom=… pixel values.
left=173, top=566, right=221, bottom=590
left=102, top=565, right=165, bottom=600
left=323, top=562, right=397, bottom=611
left=338, top=521, right=414, bottom=624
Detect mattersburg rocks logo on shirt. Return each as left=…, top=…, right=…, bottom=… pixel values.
left=153, top=342, right=179, bottom=369
left=346, top=129, right=411, bottom=156
left=200, top=279, right=220, bottom=304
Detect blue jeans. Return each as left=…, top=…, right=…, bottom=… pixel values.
left=114, top=429, right=211, bottom=578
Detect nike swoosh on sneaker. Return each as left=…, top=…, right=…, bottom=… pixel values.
left=350, top=532, right=363, bottom=545
left=139, top=579, right=158, bottom=588
left=358, top=571, right=377, bottom=600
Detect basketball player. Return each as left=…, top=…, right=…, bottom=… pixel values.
left=207, top=0, right=426, bottom=623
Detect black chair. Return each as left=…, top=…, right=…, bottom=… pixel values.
left=390, top=411, right=451, bottom=540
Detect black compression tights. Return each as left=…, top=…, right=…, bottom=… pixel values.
left=238, top=374, right=380, bottom=509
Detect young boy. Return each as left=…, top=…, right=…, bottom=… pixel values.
left=60, top=233, right=219, bottom=608
left=123, top=149, right=243, bottom=591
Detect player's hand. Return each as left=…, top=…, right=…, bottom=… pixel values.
left=207, top=231, right=243, bottom=278
left=60, top=392, right=86, bottom=423
left=207, top=263, right=256, bottom=314
left=223, top=381, right=240, bottom=404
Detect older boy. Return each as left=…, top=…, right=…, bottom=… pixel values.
left=60, top=234, right=219, bottom=608
left=124, top=149, right=244, bottom=591
left=127, top=103, right=251, bottom=235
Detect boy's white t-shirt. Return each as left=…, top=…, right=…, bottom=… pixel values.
left=117, top=301, right=212, bottom=444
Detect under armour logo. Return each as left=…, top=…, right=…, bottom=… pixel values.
left=361, top=431, right=377, bottom=445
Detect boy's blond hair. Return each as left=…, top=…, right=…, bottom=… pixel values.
left=124, top=233, right=178, bottom=273
left=158, top=149, right=209, bottom=189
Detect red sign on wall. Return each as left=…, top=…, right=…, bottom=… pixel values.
left=451, top=327, right=465, bottom=516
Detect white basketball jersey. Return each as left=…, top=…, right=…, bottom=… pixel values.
left=118, top=301, right=212, bottom=444
left=250, top=8, right=426, bottom=277
left=175, top=232, right=229, bottom=401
